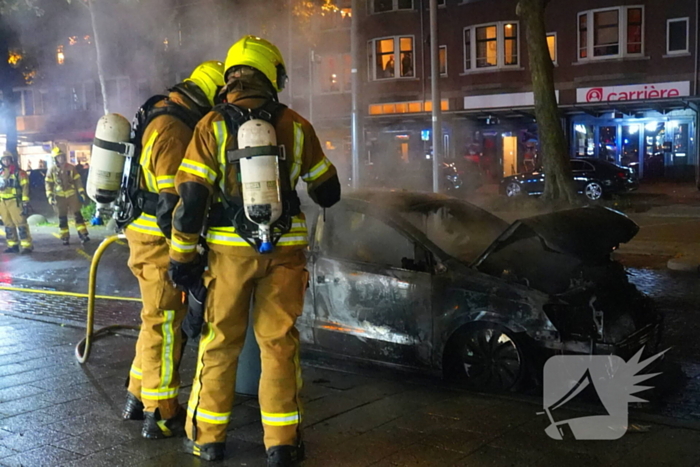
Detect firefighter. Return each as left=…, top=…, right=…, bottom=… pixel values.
left=169, top=36, right=341, bottom=465
left=120, top=61, right=226, bottom=440
left=0, top=151, right=32, bottom=254
left=45, top=146, right=90, bottom=245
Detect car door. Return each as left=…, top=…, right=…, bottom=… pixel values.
left=569, top=160, right=589, bottom=193
left=311, top=205, right=433, bottom=368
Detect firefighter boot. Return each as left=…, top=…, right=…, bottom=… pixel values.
left=266, top=443, right=305, bottom=467
left=79, top=232, right=90, bottom=244
left=183, top=439, right=226, bottom=461
left=122, top=392, right=144, bottom=421
left=62, top=238, right=70, bottom=246
left=142, top=408, right=186, bottom=439
left=3, top=245, right=19, bottom=254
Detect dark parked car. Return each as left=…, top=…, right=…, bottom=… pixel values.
left=298, top=191, right=662, bottom=392
left=501, top=158, right=638, bottom=200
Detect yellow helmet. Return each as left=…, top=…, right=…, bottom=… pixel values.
left=185, top=61, right=225, bottom=107
left=224, top=36, right=287, bottom=92
left=51, top=146, right=66, bottom=162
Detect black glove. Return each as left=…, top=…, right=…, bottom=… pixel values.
left=21, top=203, right=30, bottom=217
left=168, top=257, right=205, bottom=290
left=182, top=281, right=207, bottom=339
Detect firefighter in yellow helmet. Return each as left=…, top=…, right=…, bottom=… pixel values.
left=45, top=145, right=89, bottom=245
left=121, top=60, right=225, bottom=440
left=169, top=36, right=340, bottom=465
left=0, top=151, right=32, bottom=254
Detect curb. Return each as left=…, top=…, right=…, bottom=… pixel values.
left=667, top=257, right=700, bottom=273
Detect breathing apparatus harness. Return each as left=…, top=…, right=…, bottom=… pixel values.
left=209, top=100, right=301, bottom=252
left=94, top=84, right=205, bottom=230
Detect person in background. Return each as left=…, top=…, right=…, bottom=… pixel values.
left=45, top=146, right=90, bottom=245
left=0, top=151, right=32, bottom=254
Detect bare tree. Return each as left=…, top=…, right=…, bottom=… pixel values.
left=517, top=0, right=577, bottom=204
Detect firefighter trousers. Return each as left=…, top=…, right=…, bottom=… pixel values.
left=186, top=247, right=308, bottom=449
left=126, top=230, right=187, bottom=419
left=0, top=198, right=32, bottom=249
left=53, top=195, right=87, bottom=241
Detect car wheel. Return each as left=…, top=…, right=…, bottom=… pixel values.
left=584, top=181, right=603, bottom=200
left=505, top=182, right=522, bottom=197
left=446, top=324, right=525, bottom=392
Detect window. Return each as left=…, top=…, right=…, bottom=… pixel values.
left=370, top=0, right=412, bottom=14
left=546, top=32, right=557, bottom=63
left=317, top=54, right=352, bottom=93
left=368, top=36, right=415, bottom=80
left=319, top=4, right=352, bottom=30
left=324, top=210, right=415, bottom=270
left=578, top=6, right=644, bottom=60
left=439, top=45, right=447, bottom=76
left=667, top=18, right=689, bottom=54
left=463, top=21, right=519, bottom=71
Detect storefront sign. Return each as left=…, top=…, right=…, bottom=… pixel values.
left=463, top=91, right=559, bottom=110
left=577, top=81, right=690, bottom=103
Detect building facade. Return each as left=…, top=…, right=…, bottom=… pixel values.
left=306, top=0, right=700, bottom=189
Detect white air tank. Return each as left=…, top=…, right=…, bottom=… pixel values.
left=87, top=113, right=132, bottom=204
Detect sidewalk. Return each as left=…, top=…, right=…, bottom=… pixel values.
left=0, top=313, right=699, bottom=466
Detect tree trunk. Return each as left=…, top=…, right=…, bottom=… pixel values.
left=517, top=0, right=577, bottom=204
left=0, top=13, right=18, bottom=155
left=87, top=0, right=109, bottom=115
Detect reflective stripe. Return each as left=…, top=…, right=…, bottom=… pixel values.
left=141, top=387, right=179, bottom=400
left=160, top=309, right=175, bottom=390
left=213, top=121, right=228, bottom=194
left=156, top=175, right=175, bottom=190
left=130, top=366, right=143, bottom=380
left=180, top=159, right=217, bottom=185
left=290, top=122, right=303, bottom=186
left=126, top=213, right=164, bottom=237
left=55, top=190, right=77, bottom=197
left=302, top=157, right=332, bottom=182
left=205, top=221, right=308, bottom=247
left=206, top=230, right=249, bottom=246
left=186, top=405, right=231, bottom=424
left=261, top=410, right=301, bottom=426
left=141, top=131, right=159, bottom=193
left=188, top=324, right=216, bottom=422
left=171, top=237, right=197, bottom=253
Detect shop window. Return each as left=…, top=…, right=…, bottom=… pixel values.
left=667, top=18, right=689, bottom=55
left=578, top=6, right=644, bottom=60
left=547, top=33, right=557, bottom=63
left=439, top=45, right=447, bottom=76
left=370, top=0, right=412, bottom=14
left=573, top=123, right=595, bottom=157
left=368, top=36, right=415, bottom=80
left=464, top=21, right=519, bottom=71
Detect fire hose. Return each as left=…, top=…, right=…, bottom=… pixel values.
left=75, top=234, right=140, bottom=364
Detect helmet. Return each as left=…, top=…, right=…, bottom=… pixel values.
left=184, top=60, right=225, bottom=107
left=52, top=146, right=66, bottom=163
left=224, top=36, right=287, bottom=92
left=1, top=151, right=14, bottom=167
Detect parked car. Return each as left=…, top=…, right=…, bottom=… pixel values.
left=500, top=158, right=639, bottom=200
left=298, top=191, right=662, bottom=392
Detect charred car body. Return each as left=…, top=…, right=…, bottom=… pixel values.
left=298, top=192, right=662, bottom=391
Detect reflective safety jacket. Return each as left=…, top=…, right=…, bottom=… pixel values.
left=170, top=94, right=338, bottom=262
left=126, top=91, right=201, bottom=239
left=45, top=163, right=85, bottom=199
left=0, top=166, right=29, bottom=203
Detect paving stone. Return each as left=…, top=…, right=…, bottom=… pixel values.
left=61, top=445, right=149, bottom=467
left=0, top=445, right=82, bottom=467
left=368, top=441, right=468, bottom=466
left=0, top=386, right=45, bottom=404
left=453, top=445, right=545, bottom=467
left=0, top=446, right=14, bottom=460
left=0, top=427, right=72, bottom=453
left=613, top=427, right=700, bottom=467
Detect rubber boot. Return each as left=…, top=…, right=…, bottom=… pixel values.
left=3, top=245, right=19, bottom=254
left=122, top=392, right=144, bottom=421
left=62, top=238, right=70, bottom=246
left=267, top=443, right=305, bottom=467
left=20, top=247, right=33, bottom=255
left=142, top=408, right=185, bottom=439
left=183, top=439, right=226, bottom=461
left=79, top=232, right=90, bottom=244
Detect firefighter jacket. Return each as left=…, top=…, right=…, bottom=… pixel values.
left=170, top=93, right=338, bottom=262
left=126, top=91, right=202, bottom=239
left=45, top=162, right=85, bottom=199
left=0, top=166, right=29, bottom=203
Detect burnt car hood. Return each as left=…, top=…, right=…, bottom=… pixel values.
left=475, top=206, right=639, bottom=266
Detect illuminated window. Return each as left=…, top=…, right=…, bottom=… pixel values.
left=439, top=45, right=447, bottom=76
left=317, top=53, right=352, bottom=94
left=368, top=36, right=414, bottom=80
left=464, top=21, right=519, bottom=71
left=370, top=0, right=412, bottom=14
left=57, top=45, right=65, bottom=65
left=320, top=2, right=352, bottom=30
left=578, top=6, right=644, bottom=60
left=546, top=32, right=557, bottom=63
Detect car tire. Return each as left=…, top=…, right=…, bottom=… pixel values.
left=584, top=181, right=604, bottom=201
left=444, top=323, right=527, bottom=392
left=505, top=182, right=522, bottom=198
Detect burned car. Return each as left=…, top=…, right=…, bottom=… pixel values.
left=297, top=191, right=662, bottom=392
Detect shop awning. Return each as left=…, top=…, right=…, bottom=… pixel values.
left=560, top=96, right=700, bottom=117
